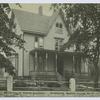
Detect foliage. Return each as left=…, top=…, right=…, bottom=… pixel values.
left=0, top=4, right=25, bottom=75
left=52, top=4, right=100, bottom=88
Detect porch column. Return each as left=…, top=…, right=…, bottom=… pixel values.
left=45, top=52, right=48, bottom=71
left=72, top=55, right=75, bottom=73
left=35, top=51, right=38, bottom=71
left=29, top=54, right=30, bottom=75
left=55, top=53, right=57, bottom=72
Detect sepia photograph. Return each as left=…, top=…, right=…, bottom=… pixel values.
left=0, top=3, right=100, bottom=97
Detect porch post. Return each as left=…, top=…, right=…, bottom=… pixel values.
left=35, top=51, right=38, bottom=71
left=45, top=52, right=48, bottom=71
left=72, top=55, right=75, bottom=73
left=55, top=53, right=57, bottom=72
left=29, top=54, right=30, bottom=75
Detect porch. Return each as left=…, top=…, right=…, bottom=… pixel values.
left=29, top=49, right=89, bottom=81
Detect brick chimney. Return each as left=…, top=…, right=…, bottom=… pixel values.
left=38, top=6, right=43, bottom=15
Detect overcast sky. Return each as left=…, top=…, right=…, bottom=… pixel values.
left=10, top=4, right=53, bottom=16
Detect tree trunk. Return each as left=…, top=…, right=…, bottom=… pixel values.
left=94, top=62, right=99, bottom=90
left=93, top=37, right=100, bottom=90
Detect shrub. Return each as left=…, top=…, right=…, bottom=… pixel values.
left=47, top=82, right=61, bottom=87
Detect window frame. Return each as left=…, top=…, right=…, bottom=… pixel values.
left=55, top=38, right=64, bottom=51
left=34, top=36, right=44, bottom=49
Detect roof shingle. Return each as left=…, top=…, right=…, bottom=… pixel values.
left=13, top=9, right=58, bottom=35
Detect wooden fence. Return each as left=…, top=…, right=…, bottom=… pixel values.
left=0, top=78, right=7, bottom=91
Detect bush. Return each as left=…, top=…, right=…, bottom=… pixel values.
left=47, top=82, right=61, bottom=87
left=14, top=81, right=27, bottom=87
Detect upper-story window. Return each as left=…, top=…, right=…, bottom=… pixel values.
left=56, top=22, right=63, bottom=28
left=59, top=23, right=62, bottom=28
left=55, top=38, right=63, bottom=51
left=39, top=37, right=44, bottom=48
left=35, top=37, right=38, bottom=42
left=56, top=23, right=59, bottom=27
left=56, top=22, right=63, bottom=34
left=35, top=36, right=44, bottom=49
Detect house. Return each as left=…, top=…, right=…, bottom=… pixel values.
left=9, top=6, right=89, bottom=81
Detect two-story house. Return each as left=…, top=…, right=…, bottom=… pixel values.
left=10, top=6, right=89, bottom=81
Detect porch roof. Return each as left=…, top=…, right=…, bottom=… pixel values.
left=30, top=49, right=83, bottom=56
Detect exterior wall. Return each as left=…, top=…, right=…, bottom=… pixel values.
left=23, top=33, right=35, bottom=76
left=44, top=15, right=69, bottom=50
left=12, top=18, right=24, bottom=76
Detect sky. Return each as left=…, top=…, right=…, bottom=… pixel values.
left=10, top=4, right=53, bottom=16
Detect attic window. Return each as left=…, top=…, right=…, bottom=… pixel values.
left=56, top=23, right=59, bottom=27
left=60, top=23, right=62, bottom=28
left=56, top=23, right=63, bottom=28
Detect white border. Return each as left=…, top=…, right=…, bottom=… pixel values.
left=0, top=0, right=99, bottom=3
left=0, top=0, right=100, bottom=100
left=1, top=97, right=100, bottom=100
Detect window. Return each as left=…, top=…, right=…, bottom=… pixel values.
left=55, top=38, right=63, bottom=51
left=56, top=22, right=63, bottom=28
left=60, top=23, right=62, bottom=28
left=35, top=37, right=38, bottom=42
left=35, top=36, right=44, bottom=49
left=39, top=37, right=44, bottom=48
left=56, top=23, right=59, bottom=27
left=55, top=23, right=63, bottom=34
left=35, top=37, right=38, bottom=48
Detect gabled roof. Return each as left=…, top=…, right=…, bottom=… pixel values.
left=13, top=9, right=59, bottom=35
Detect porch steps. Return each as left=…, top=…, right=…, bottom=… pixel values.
left=56, top=73, right=65, bottom=81
left=31, top=72, right=58, bottom=81
left=76, top=74, right=90, bottom=82
left=75, top=74, right=92, bottom=90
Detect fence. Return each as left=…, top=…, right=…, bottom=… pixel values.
left=76, top=81, right=100, bottom=91
left=0, top=76, right=100, bottom=92
left=0, top=78, right=7, bottom=91
left=13, top=79, right=69, bottom=91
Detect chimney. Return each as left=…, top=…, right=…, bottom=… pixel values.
left=38, top=6, right=43, bottom=15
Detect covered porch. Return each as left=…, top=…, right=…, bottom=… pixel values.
left=29, top=49, right=89, bottom=81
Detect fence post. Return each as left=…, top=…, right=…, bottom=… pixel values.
left=7, top=75, right=13, bottom=92
left=69, top=78, right=76, bottom=92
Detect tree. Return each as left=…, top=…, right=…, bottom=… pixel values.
left=0, top=4, right=24, bottom=76
left=52, top=4, right=100, bottom=89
